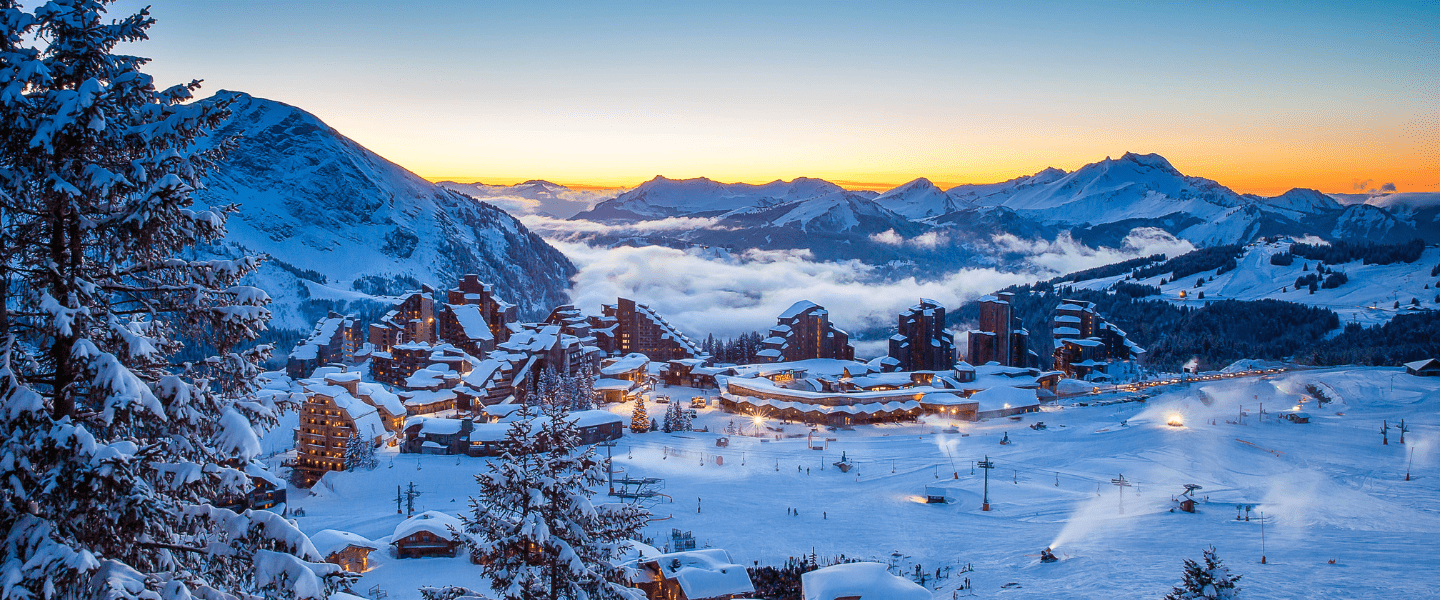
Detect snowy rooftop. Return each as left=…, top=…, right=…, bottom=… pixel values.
left=969, top=385, right=1040, bottom=413
left=446, top=304, right=494, bottom=341
left=601, top=353, right=650, bottom=376
left=778, top=300, right=820, bottom=319
left=401, top=389, right=457, bottom=407
left=632, top=549, right=755, bottom=599
left=1404, top=358, right=1439, bottom=371
left=404, top=416, right=467, bottom=435
left=392, top=511, right=463, bottom=542
left=310, top=529, right=379, bottom=557
left=594, top=378, right=637, bottom=392
left=355, top=382, right=404, bottom=417
left=801, top=562, right=929, bottom=600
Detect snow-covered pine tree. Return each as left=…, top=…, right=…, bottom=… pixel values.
left=344, top=433, right=378, bottom=471
left=462, top=381, right=649, bottom=600
left=0, top=2, right=345, bottom=597
left=571, top=364, right=596, bottom=411
left=676, top=403, right=693, bottom=432
left=419, top=585, right=489, bottom=600
left=530, top=366, right=562, bottom=407
left=1164, top=546, right=1241, bottom=600
left=631, top=399, right=648, bottom=433
left=344, top=433, right=363, bottom=472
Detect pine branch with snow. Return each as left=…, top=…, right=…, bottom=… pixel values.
left=0, top=2, right=340, bottom=597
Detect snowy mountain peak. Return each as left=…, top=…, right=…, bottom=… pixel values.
left=873, top=178, right=957, bottom=219
left=194, top=91, right=576, bottom=327
left=1117, top=151, right=1181, bottom=174
left=577, top=175, right=842, bottom=221
left=1262, top=188, right=1343, bottom=215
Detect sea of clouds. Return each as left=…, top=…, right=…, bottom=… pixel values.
left=537, top=226, right=1195, bottom=356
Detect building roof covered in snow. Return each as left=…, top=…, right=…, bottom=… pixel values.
left=594, top=378, right=638, bottom=392
left=392, top=511, right=463, bottom=542
left=629, top=549, right=755, bottom=599
left=446, top=303, right=494, bottom=341
left=310, top=529, right=380, bottom=557
left=404, top=416, right=468, bottom=435
left=779, top=300, right=820, bottom=319
left=969, top=385, right=1040, bottom=413
left=601, top=352, right=650, bottom=376
left=801, top=561, right=929, bottom=600
left=355, top=382, right=404, bottom=416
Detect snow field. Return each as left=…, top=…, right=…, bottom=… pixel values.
left=284, top=367, right=1440, bottom=599
left=1070, top=242, right=1440, bottom=328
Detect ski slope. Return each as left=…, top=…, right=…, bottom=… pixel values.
left=276, top=366, right=1440, bottom=599
left=1068, top=240, right=1440, bottom=327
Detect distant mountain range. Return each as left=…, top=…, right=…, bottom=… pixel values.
left=458, top=152, right=1438, bottom=270
left=435, top=179, right=620, bottom=219
left=192, top=92, right=576, bottom=331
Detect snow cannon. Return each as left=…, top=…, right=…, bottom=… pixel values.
left=1040, top=548, right=1058, bottom=563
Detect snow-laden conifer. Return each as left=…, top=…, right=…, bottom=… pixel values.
left=462, top=382, right=649, bottom=600
left=1164, top=546, right=1241, bottom=600
left=0, top=1, right=345, bottom=597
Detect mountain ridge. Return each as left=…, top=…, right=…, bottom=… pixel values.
left=194, top=91, right=577, bottom=330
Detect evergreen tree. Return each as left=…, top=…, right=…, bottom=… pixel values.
left=677, top=404, right=693, bottom=432
left=1163, top=546, right=1241, bottom=600
left=571, top=365, right=596, bottom=412
left=661, top=401, right=676, bottom=433
left=345, top=433, right=378, bottom=471
left=0, top=2, right=344, bottom=597
left=631, top=399, right=648, bottom=433
left=462, top=389, right=649, bottom=600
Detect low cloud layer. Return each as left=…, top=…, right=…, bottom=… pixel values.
left=994, top=228, right=1195, bottom=276
left=553, top=227, right=1194, bottom=356
left=520, top=214, right=728, bottom=238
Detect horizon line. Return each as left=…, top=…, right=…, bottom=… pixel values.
left=420, top=174, right=1423, bottom=197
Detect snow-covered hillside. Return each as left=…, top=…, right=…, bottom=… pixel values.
left=1066, top=240, right=1440, bottom=326
left=193, top=92, right=576, bottom=330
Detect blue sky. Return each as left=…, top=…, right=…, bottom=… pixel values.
left=116, top=0, right=1438, bottom=193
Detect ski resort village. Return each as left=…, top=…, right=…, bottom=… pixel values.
left=4, top=2, right=1440, bottom=600
left=241, top=235, right=1440, bottom=600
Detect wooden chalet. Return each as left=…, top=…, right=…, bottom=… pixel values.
left=402, top=416, right=474, bottom=454
left=393, top=511, right=465, bottom=559
left=627, top=549, right=756, bottom=600
left=310, top=529, right=381, bottom=573
left=1405, top=358, right=1440, bottom=377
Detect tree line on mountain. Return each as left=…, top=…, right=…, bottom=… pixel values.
left=1288, top=238, right=1425, bottom=266
left=1303, top=312, right=1440, bottom=366
left=1046, top=253, right=1166, bottom=285
left=1134, top=245, right=1243, bottom=281
left=954, top=284, right=1348, bottom=372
